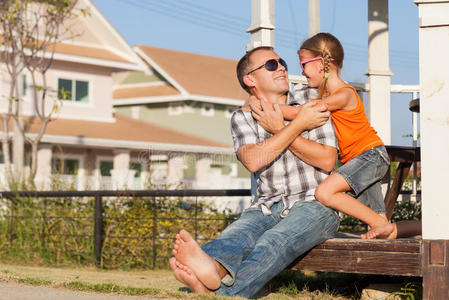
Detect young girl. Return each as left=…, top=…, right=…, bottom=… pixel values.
left=251, top=33, right=393, bottom=238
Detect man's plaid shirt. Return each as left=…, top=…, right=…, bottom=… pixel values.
left=231, top=88, right=338, bottom=217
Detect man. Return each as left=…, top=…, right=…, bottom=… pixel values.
left=170, top=46, right=339, bottom=298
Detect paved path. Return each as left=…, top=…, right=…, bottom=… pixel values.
left=0, top=282, right=161, bottom=300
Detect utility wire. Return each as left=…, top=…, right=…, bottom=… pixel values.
left=118, top=0, right=417, bottom=66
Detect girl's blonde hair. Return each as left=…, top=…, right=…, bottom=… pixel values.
left=299, top=32, right=344, bottom=99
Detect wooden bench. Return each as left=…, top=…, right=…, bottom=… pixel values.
left=291, top=146, right=422, bottom=276
left=292, top=233, right=422, bottom=276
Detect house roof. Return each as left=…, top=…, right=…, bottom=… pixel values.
left=2, top=114, right=232, bottom=153
left=54, top=42, right=131, bottom=64
left=0, top=0, right=146, bottom=72
left=114, top=45, right=248, bottom=105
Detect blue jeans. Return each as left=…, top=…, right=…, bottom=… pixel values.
left=201, top=200, right=339, bottom=298
left=335, top=145, right=390, bottom=213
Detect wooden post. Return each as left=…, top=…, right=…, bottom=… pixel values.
left=422, top=240, right=449, bottom=298
left=414, top=1, right=449, bottom=298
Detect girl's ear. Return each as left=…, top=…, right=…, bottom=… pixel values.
left=319, top=58, right=324, bottom=70
left=243, top=74, right=256, bottom=89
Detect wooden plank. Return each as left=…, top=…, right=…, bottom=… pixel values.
left=423, top=240, right=449, bottom=299
left=292, top=248, right=422, bottom=277
left=385, top=145, right=420, bottom=163
left=314, top=237, right=421, bottom=253
left=383, top=146, right=420, bottom=218
left=290, top=237, right=422, bottom=277
left=385, top=161, right=413, bottom=219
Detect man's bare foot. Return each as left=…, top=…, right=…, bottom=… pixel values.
left=173, top=229, right=222, bottom=290
left=361, top=222, right=397, bottom=239
left=169, top=257, right=214, bottom=295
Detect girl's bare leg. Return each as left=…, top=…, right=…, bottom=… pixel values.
left=315, top=173, right=392, bottom=238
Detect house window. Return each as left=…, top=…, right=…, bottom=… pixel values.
left=58, top=78, right=89, bottom=103
left=52, top=158, right=79, bottom=175
left=130, top=162, right=141, bottom=178
left=168, top=102, right=183, bottom=115
left=201, top=103, right=214, bottom=117
left=22, top=74, right=28, bottom=97
left=224, top=106, right=235, bottom=118
left=100, top=160, right=113, bottom=176
left=183, top=101, right=194, bottom=113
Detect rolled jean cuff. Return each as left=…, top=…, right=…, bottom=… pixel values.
left=213, top=257, right=235, bottom=286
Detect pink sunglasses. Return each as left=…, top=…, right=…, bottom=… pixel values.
left=299, top=57, right=322, bottom=72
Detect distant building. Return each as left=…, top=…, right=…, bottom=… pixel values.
left=0, top=0, right=251, bottom=209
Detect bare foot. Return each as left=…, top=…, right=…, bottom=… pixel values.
left=173, top=229, right=222, bottom=290
left=169, top=257, right=213, bottom=295
left=361, top=222, right=397, bottom=239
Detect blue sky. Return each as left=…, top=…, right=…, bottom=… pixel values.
left=92, top=0, right=420, bottom=146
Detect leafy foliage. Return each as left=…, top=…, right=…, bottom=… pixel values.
left=0, top=194, right=237, bottom=269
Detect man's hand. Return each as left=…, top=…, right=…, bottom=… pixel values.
left=251, top=98, right=285, bottom=134
left=295, top=101, right=330, bottom=130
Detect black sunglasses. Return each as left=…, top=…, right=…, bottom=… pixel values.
left=247, top=58, right=288, bottom=75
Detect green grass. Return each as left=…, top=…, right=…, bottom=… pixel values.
left=0, top=264, right=423, bottom=300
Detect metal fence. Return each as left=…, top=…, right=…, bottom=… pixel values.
left=0, top=189, right=251, bottom=269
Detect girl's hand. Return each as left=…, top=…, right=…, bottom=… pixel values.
left=251, top=98, right=285, bottom=134
left=248, top=95, right=262, bottom=112
left=242, top=95, right=262, bottom=112
left=241, top=96, right=252, bottom=111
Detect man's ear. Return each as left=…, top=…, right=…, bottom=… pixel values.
left=243, top=74, right=256, bottom=89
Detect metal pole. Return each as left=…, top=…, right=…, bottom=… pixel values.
left=8, top=198, right=14, bottom=245
left=94, top=195, right=103, bottom=268
left=152, top=197, right=157, bottom=269
left=194, top=196, right=198, bottom=240
left=412, top=91, right=418, bottom=200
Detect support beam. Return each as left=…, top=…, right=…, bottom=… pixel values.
left=195, top=154, right=211, bottom=189
left=308, top=0, right=320, bottom=36
left=367, top=0, right=392, bottom=144
left=111, top=149, right=134, bottom=189
left=35, top=144, right=53, bottom=190
left=246, top=0, right=275, bottom=50
left=167, top=152, right=184, bottom=188
left=415, top=1, right=449, bottom=298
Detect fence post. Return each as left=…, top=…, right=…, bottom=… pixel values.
left=8, top=198, right=15, bottom=245
left=194, top=196, right=198, bottom=240
left=152, top=197, right=157, bottom=269
left=94, top=195, right=103, bottom=268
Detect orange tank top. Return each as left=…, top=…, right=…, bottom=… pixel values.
left=330, top=85, right=383, bottom=164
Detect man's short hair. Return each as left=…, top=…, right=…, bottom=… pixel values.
left=236, top=46, right=274, bottom=94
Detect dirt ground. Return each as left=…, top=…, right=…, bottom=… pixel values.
left=0, top=263, right=183, bottom=291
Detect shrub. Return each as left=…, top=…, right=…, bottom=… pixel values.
left=0, top=194, right=237, bottom=269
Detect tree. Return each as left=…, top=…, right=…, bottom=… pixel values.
left=0, top=0, right=85, bottom=188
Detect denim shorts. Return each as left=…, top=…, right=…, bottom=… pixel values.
left=335, top=145, right=390, bottom=213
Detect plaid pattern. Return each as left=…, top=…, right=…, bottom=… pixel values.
left=231, top=88, right=338, bottom=217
